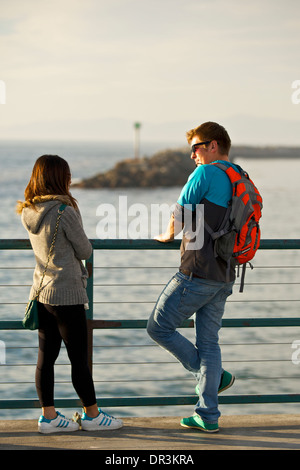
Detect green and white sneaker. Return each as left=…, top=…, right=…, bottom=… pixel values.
left=38, top=411, right=79, bottom=434
left=218, top=370, right=235, bottom=393
left=195, top=370, right=235, bottom=396
left=180, top=414, right=219, bottom=433
left=81, top=408, right=123, bottom=431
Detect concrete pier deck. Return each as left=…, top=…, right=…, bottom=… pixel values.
left=0, top=414, right=300, bottom=451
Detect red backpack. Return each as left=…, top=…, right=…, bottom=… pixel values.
left=205, top=162, right=263, bottom=291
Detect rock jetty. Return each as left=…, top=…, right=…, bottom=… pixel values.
left=73, top=148, right=194, bottom=188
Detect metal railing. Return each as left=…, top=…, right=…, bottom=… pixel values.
left=0, top=238, right=300, bottom=412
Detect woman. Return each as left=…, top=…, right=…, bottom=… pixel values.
left=17, top=155, right=123, bottom=434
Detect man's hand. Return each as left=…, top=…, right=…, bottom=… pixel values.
left=154, top=233, right=174, bottom=243
left=154, top=213, right=183, bottom=243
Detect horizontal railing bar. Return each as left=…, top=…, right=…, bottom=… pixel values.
left=1, top=300, right=297, bottom=307
left=1, top=394, right=300, bottom=410
left=1, top=283, right=300, bottom=290
left=89, top=341, right=295, bottom=347
left=0, top=267, right=34, bottom=269
left=1, top=359, right=295, bottom=367
left=92, top=265, right=300, bottom=270
left=2, top=341, right=293, bottom=351
left=2, top=266, right=298, bottom=270
left=95, top=282, right=300, bottom=286
left=0, top=285, right=32, bottom=287
left=5, top=265, right=298, bottom=270
left=91, top=300, right=300, bottom=303
left=2, top=358, right=295, bottom=367
left=1, top=265, right=300, bottom=270
left=250, top=266, right=300, bottom=269
left=1, top=362, right=177, bottom=367
left=89, top=318, right=300, bottom=328
left=5, top=282, right=300, bottom=288
left=0, top=240, right=32, bottom=249
left=89, top=239, right=300, bottom=250
left=1, top=239, right=300, bottom=250
left=1, top=317, right=300, bottom=330
left=1, top=376, right=300, bottom=386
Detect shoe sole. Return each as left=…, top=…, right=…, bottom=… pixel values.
left=180, top=422, right=219, bottom=433
left=81, top=422, right=123, bottom=431
left=38, top=426, right=79, bottom=434
left=218, top=375, right=235, bottom=394
left=81, top=426, right=123, bottom=431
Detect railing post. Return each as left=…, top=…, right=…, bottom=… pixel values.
left=85, top=248, right=94, bottom=373
left=85, top=248, right=94, bottom=320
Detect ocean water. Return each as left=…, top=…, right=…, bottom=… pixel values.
left=0, top=140, right=300, bottom=420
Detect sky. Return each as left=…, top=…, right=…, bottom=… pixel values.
left=0, top=0, right=300, bottom=145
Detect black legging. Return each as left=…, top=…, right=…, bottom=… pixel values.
left=36, top=302, right=96, bottom=408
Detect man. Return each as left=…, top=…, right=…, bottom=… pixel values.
left=147, top=121, right=236, bottom=433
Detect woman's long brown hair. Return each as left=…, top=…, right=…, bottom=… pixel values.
left=23, top=155, right=78, bottom=209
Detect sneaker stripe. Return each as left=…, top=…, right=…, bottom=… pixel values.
left=58, top=418, right=69, bottom=428
left=99, top=416, right=105, bottom=426
left=99, top=416, right=111, bottom=427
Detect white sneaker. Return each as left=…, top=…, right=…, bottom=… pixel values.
left=38, top=411, right=80, bottom=434
left=81, top=408, right=123, bottom=431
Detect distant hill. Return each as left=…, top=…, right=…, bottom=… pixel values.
left=72, top=145, right=300, bottom=189
left=230, top=145, right=300, bottom=160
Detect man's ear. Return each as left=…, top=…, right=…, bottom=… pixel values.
left=210, top=140, right=218, bottom=153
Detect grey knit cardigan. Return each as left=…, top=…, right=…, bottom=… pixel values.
left=21, top=196, right=92, bottom=306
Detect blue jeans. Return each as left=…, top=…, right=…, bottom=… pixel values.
left=147, top=271, right=234, bottom=423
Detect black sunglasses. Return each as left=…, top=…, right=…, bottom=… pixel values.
left=191, top=141, right=211, bottom=153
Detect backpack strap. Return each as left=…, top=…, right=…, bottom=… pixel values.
left=204, top=205, right=232, bottom=259
left=204, top=204, right=232, bottom=241
left=238, top=262, right=253, bottom=293
left=204, top=161, right=235, bottom=251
